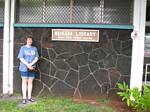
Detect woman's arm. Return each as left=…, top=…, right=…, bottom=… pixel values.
left=20, top=58, right=30, bottom=66
left=29, top=57, right=38, bottom=66
left=20, top=58, right=33, bottom=70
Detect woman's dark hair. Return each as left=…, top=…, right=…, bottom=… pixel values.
left=26, top=35, right=33, bottom=39
left=24, top=35, right=33, bottom=44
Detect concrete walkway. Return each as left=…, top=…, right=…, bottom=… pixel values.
left=0, top=94, right=37, bottom=108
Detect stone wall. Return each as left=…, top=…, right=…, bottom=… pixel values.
left=0, top=29, right=3, bottom=93
left=14, top=28, right=132, bottom=98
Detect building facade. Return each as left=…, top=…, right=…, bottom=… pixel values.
left=0, top=0, right=147, bottom=98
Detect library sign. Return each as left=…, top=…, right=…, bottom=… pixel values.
left=52, top=29, right=99, bottom=42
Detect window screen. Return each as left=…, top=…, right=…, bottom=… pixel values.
left=0, top=0, right=4, bottom=23
left=16, top=0, right=43, bottom=23
left=45, top=0, right=70, bottom=23
left=73, top=0, right=101, bottom=24
left=16, top=0, right=133, bottom=25
left=104, top=0, right=133, bottom=24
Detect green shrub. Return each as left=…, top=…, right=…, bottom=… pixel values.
left=117, top=82, right=150, bottom=112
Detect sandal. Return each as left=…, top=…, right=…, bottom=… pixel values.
left=22, top=99, right=27, bottom=104
left=28, top=98, right=35, bottom=102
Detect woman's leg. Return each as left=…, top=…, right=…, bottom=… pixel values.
left=22, top=77, right=28, bottom=99
left=27, top=78, right=34, bottom=99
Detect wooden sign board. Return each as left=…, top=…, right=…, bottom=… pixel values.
left=52, top=29, right=99, bottom=42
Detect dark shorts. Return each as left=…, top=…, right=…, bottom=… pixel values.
left=19, top=71, right=36, bottom=78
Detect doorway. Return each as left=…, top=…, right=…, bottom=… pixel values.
left=143, top=0, right=150, bottom=85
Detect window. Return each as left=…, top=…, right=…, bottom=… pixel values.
left=146, top=0, right=150, bottom=22
left=16, top=0, right=133, bottom=25
left=0, top=0, right=4, bottom=23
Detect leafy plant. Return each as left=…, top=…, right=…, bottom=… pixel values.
left=117, top=82, right=150, bottom=112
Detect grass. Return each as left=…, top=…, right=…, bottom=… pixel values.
left=0, top=96, right=116, bottom=112
left=96, top=98, right=112, bottom=103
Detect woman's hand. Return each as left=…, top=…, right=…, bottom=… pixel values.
left=27, top=65, right=34, bottom=70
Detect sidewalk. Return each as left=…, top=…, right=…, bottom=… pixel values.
left=0, top=94, right=37, bottom=108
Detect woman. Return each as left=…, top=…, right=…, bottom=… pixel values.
left=18, top=35, right=39, bottom=104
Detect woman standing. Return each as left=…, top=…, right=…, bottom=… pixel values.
left=18, top=35, right=39, bottom=104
